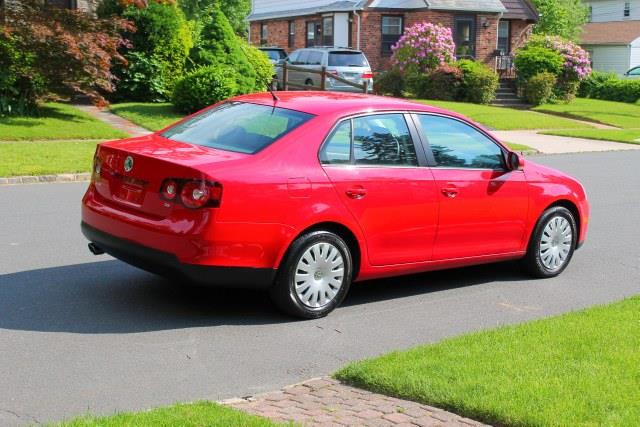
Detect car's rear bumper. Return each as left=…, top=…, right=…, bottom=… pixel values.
left=82, top=222, right=276, bottom=289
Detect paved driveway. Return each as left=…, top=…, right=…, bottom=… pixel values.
left=1, top=151, right=639, bottom=426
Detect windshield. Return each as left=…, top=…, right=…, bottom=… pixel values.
left=328, top=52, right=369, bottom=67
left=161, top=102, right=314, bottom=154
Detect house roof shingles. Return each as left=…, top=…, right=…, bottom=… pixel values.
left=580, top=20, right=640, bottom=45
left=500, top=0, right=538, bottom=21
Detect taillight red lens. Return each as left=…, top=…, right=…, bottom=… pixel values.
left=181, top=181, right=210, bottom=209
left=160, top=179, right=178, bottom=201
left=362, top=72, right=374, bottom=79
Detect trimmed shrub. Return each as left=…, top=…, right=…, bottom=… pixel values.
left=523, top=72, right=557, bottom=105
left=391, top=22, right=456, bottom=74
left=0, top=33, right=46, bottom=116
left=115, top=52, right=168, bottom=102
left=190, top=5, right=257, bottom=94
left=374, top=69, right=405, bottom=97
left=242, top=43, right=274, bottom=92
left=172, top=65, right=237, bottom=114
left=407, top=65, right=463, bottom=100
left=579, top=71, right=640, bottom=103
left=457, top=59, right=499, bottom=104
left=514, top=46, right=564, bottom=83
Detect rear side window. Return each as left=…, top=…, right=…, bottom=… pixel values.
left=417, top=114, right=504, bottom=169
left=308, top=51, right=323, bottom=65
left=320, top=121, right=351, bottom=164
left=162, top=102, right=314, bottom=154
left=320, top=114, right=418, bottom=167
left=328, top=52, right=369, bottom=67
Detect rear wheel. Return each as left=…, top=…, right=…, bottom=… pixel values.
left=270, top=231, right=353, bottom=319
left=523, top=206, right=577, bottom=278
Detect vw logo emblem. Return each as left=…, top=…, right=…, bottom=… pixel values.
left=124, top=156, right=134, bottom=173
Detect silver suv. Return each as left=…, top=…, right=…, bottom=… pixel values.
left=277, top=47, right=373, bottom=93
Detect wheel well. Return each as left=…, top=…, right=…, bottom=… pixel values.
left=294, top=222, right=362, bottom=279
left=547, top=199, right=581, bottom=242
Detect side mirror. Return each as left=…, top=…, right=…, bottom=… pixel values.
left=507, top=151, right=525, bottom=171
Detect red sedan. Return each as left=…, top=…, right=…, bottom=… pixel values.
left=82, top=92, right=589, bottom=318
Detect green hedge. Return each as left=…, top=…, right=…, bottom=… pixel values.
left=523, top=72, right=557, bottom=105
left=458, top=59, right=499, bottom=104
left=579, top=71, right=640, bottom=103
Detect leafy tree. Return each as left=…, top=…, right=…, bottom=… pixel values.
left=531, top=0, right=589, bottom=41
left=180, top=0, right=251, bottom=35
left=1, top=0, right=131, bottom=113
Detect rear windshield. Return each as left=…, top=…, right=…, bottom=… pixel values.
left=263, top=49, right=286, bottom=61
left=161, top=102, right=314, bottom=154
left=328, top=52, right=369, bottom=67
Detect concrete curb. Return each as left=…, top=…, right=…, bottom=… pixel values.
left=0, top=173, right=91, bottom=186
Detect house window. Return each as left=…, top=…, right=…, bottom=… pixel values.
left=307, top=21, right=320, bottom=47
left=323, top=16, right=334, bottom=46
left=497, top=20, right=510, bottom=54
left=624, top=2, right=630, bottom=17
left=260, top=23, right=268, bottom=45
left=288, top=21, right=295, bottom=48
left=454, top=16, right=476, bottom=59
left=381, top=16, right=404, bottom=55
left=587, top=5, right=593, bottom=22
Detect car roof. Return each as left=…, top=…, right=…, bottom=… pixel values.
left=294, top=47, right=362, bottom=53
left=232, top=91, right=457, bottom=117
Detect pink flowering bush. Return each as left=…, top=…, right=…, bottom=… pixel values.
left=391, top=22, right=455, bottom=74
left=516, top=35, right=591, bottom=102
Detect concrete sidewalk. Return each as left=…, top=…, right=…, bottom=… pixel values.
left=494, top=130, right=640, bottom=154
left=74, top=104, right=152, bottom=138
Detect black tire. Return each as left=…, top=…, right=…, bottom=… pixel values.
left=522, top=206, right=577, bottom=278
left=270, top=231, right=353, bottom=319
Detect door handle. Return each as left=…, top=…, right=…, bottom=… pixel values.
left=441, top=185, right=459, bottom=198
left=346, top=186, right=367, bottom=199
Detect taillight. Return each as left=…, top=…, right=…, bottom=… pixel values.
left=160, top=179, right=222, bottom=209
left=362, top=71, right=374, bottom=79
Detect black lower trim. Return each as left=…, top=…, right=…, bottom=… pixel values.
left=576, top=240, right=585, bottom=250
left=81, top=222, right=276, bottom=289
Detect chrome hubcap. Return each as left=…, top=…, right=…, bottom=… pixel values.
left=539, top=216, right=572, bottom=271
left=295, top=242, right=345, bottom=308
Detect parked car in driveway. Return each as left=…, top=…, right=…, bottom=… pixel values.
left=277, top=47, right=373, bottom=92
left=258, top=46, right=287, bottom=64
left=624, top=66, right=640, bottom=79
left=82, top=92, right=589, bottom=318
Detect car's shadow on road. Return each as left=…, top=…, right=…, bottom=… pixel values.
left=0, top=259, right=529, bottom=334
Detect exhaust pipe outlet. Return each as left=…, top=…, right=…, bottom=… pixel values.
left=88, top=243, right=105, bottom=256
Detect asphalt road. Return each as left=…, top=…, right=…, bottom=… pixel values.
left=1, top=151, right=639, bottom=426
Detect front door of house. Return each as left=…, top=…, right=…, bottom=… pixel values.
left=306, top=21, right=321, bottom=47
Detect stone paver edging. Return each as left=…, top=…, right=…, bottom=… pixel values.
left=223, top=377, right=488, bottom=427
left=0, top=173, right=91, bottom=185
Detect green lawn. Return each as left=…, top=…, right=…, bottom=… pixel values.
left=534, top=98, right=640, bottom=129
left=336, top=296, right=640, bottom=427
left=51, top=401, right=291, bottom=427
left=415, top=100, right=591, bottom=130
left=0, top=140, right=100, bottom=176
left=0, top=103, right=128, bottom=140
left=110, top=102, right=183, bottom=131
left=541, top=128, right=640, bottom=144
left=504, top=142, right=536, bottom=152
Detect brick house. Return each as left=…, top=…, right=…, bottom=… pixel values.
left=248, top=0, right=538, bottom=73
left=1, top=0, right=99, bottom=15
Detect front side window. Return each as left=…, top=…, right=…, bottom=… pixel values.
left=260, top=23, right=268, bottom=45
left=628, top=66, right=640, bottom=76
left=381, top=16, right=403, bottom=55
left=323, top=16, right=334, bottom=45
left=417, top=115, right=504, bottom=169
left=288, top=21, right=296, bottom=48
left=454, top=16, right=476, bottom=58
left=353, top=114, right=418, bottom=166
left=497, top=20, right=510, bottom=54
left=162, top=102, right=314, bottom=154
left=320, top=121, right=352, bottom=164
left=307, top=51, right=323, bottom=65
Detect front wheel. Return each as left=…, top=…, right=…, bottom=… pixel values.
left=523, top=206, right=577, bottom=278
left=270, top=231, right=353, bottom=319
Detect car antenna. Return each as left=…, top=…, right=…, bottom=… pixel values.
left=267, top=83, right=280, bottom=103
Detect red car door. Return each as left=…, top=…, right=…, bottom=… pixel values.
left=320, top=113, right=438, bottom=266
left=414, top=114, right=529, bottom=260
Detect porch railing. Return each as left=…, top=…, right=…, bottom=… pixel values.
left=496, top=54, right=516, bottom=79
